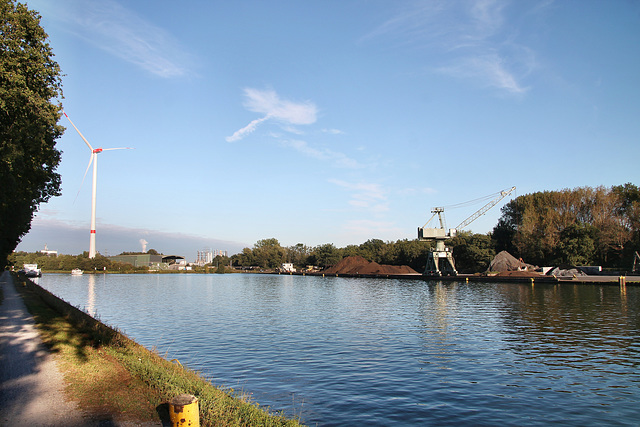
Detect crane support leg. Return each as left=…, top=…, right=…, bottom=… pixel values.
left=424, top=249, right=457, bottom=276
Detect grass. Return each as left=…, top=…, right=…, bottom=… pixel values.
left=14, top=274, right=303, bottom=426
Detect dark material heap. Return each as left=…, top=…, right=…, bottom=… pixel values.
left=323, top=256, right=418, bottom=275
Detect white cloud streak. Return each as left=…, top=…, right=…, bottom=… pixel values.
left=436, top=53, right=529, bottom=94
left=227, top=88, right=318, bottom=142
left=225, top=116, right=271, bottom=143
left=281, top=140, right=361, bottom=169
left=362, top=0, right=536, bottom=94
left=42, top=0, right=189, bottom=78
left=329, top=179, right=389, bottom=212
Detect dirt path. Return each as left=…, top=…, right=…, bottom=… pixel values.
left=0, top=271, right=101, bottom=426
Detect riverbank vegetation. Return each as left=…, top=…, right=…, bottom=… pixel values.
left=8, top=183, right=640, bottom=275
left=493, top=184, right=639, bottom=268
left=15, top=273, right=301, bottom=426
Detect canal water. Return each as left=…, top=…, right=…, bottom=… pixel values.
left=36, top=274, right=639, bottom=426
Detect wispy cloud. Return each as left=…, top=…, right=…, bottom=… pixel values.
left=225, top=116, right=270, bottom=143
left=435, top=52, right=529, bottom=94
left=281, top=140, right=361, bottom=169
left=342, top=219, right=402, bottom=234
left=226, top=88, right=317, bottom=142
left=362, top=0, right=536, bottom=94
left=398, top=187, right=438, bottom=196
left=329, top=179, right=388, bottom=212
left=322, top=128, right=345, bottom=135
left=43, top=0, right=190, bottom=78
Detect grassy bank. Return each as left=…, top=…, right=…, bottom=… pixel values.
left=13, top=273, right=302, bottom=426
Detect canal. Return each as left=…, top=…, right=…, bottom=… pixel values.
left=37, top=273, right=639, bottom=426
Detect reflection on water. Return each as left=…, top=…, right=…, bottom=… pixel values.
left=87, top=274, right=96, bottom=317
left=38, top=274, right=640, bottom=426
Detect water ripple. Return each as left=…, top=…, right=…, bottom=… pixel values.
left=39, top=274, right=640, bottom=426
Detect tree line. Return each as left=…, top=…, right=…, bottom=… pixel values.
left=9, top=184, right=640, bottom=274
left=230, top=183, right=639, bottom=273
left=493, top=183, right=639, bottom=268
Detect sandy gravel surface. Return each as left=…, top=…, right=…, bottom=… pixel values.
left=0, top=271, right=106, bottom=426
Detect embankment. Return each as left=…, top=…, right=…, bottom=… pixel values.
left=14, top=273, right=301, bottom=427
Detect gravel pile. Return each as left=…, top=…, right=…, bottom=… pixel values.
left=323, top=256, right=418, bottom=275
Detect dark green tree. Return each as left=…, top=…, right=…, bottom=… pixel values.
left=310, top=243, right=342, bottom=268
left=448, top=232, right=495, bottom=273
left=553, top=223, right=598, bottom=266
left=1, top=0, right=64, bottom=268
left=287, top=243, right=310, bottom=268
left=612, top=183, right=640, bottom=267
left=252, top=238, right=286, bottom=269
left=389, top=239, right=432, bottom=272
left=232, top=247, right=256, bottom=267
left=358, top=239, right=388, bottom=263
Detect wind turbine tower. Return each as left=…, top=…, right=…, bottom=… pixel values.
left=64, top=112, right=132, bottom=258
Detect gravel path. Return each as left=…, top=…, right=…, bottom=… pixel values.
left=0, top=271, right=103, bottom=426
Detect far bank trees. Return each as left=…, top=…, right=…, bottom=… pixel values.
left=492, top=184, right=639, bottom=268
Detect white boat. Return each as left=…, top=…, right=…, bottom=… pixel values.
left=23, top=264, right=42, bottom=277
left=71, top=269, right=84, bottom=275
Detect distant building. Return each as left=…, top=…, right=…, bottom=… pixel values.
left=39, top=244, right=57, bottom=256
left=163, top=255, right=188, bottom=270
left=109, top=253, right=163, bottom=268
left=195, top=249, right=228, bottom=266
left=281, top=263, right=296, bottom=273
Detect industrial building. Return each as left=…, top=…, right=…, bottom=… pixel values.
left=109, top=254, right=187, bottom=270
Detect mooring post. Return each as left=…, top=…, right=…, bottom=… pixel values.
left=169, top=394, right=199, bottom=427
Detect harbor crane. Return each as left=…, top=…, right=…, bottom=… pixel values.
left=418, top=186, right=516, bottom=276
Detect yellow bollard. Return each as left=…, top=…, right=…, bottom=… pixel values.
left=169, top=394, right=199, bottom=427
left=619, top=276, right=626, bottom=286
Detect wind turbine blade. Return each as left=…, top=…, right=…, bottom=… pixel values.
left=73, top=154, right=94, bottom=204
left=101, top=147, right=134, bottom=151
left=63, top=111, right=93, bottom=151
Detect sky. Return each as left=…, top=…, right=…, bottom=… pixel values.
left=16, top=0, right=640, bottom=260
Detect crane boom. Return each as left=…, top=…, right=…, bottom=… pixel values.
left=454, top=186, right=516, bottom=232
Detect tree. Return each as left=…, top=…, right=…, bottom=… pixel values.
left=492, top=185, right=639, bottom=267
left=358, top=239, right=388, bottom=263
left=553, top=223, right=598, bottom=266
left=287, top=243, right=310, bottom=268
left=389, top=239, right=432, bottom=272
left=252, top=238, right=286, bottom=269
left=613, top=183, right=640, bottom=266
left=310, top=243, right=341, bottom=268
left=449, top=232, right=495, bottom=273
left=232, top=247, right=255, bottom=267
left=1, top=0, right=64, bottom=268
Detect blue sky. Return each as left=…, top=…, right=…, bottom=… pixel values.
left=17, top=0, right=640, bottom=259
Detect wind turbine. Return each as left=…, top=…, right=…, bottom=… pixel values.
left=64, top=112, right=133, bottom=258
